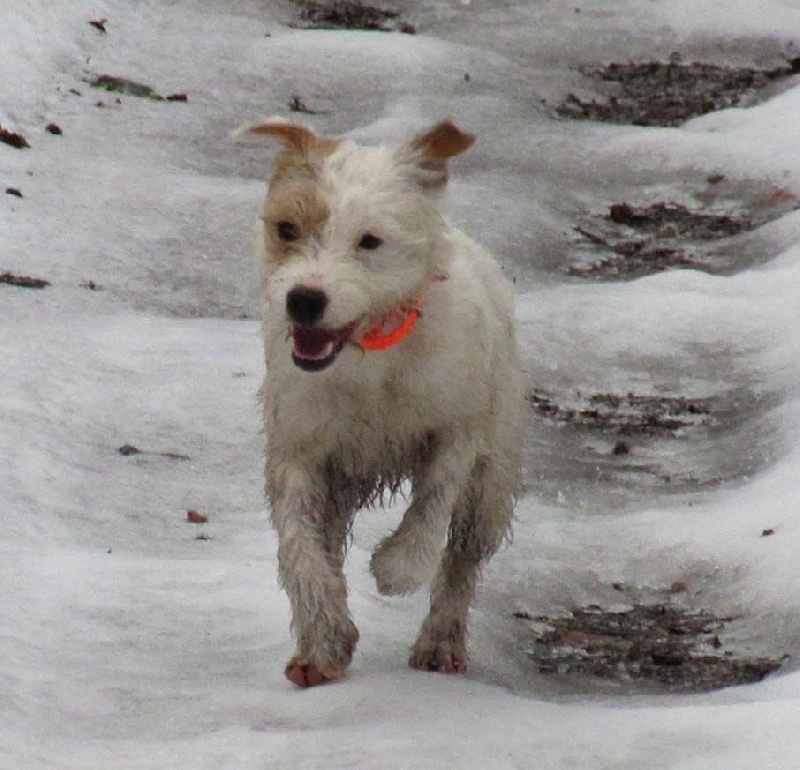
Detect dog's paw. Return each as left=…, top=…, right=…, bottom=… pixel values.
left=408, top=642, right=469, bottom=674
left=370, top=554, right=423, bottom=596
left=285, top=657, right=344, bottom=688
left=369, top=541, right=434, bottom=596
left=285, top=618, right=360, bottom=688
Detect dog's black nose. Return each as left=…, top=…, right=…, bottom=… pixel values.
left=286, top=286, right=328, bottom=327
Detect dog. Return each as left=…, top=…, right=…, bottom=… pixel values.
left=237, top=118, right=526, bottom=687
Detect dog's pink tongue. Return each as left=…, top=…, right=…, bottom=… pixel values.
left=293, top=328, right=333, bottom=360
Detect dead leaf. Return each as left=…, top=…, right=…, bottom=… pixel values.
left=763, top=187, right=798, bottom=207
left=0, top=125, right=30, bottom=149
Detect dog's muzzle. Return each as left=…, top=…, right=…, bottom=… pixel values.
left=286, top=286, right=356, bottom=372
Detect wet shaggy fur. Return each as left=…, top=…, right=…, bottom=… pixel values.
left=238, top=118, right=527, bottom=687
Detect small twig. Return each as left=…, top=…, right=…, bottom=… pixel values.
left=574, top=226, right=611, bottom=246
left=118, top=444, right=190, bottom=461
left=1, top=271, right=50, bottom=289
left=288, top=95, right=321, bottom=114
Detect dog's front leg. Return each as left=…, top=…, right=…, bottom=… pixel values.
left=409, top=456, right=515, bottom=674
left=369, top=433, right=475, bottom=596
left=269, top=462, right=359, bottom=687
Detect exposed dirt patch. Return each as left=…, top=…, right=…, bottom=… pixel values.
left=523, top=383, right=774, bottom=505
left=567, top=193, right=799, bottom=279
left=557, top=57, right=799, bottom=127
left=290, top=0, right=415, bottom=33
left=516, top=599, right=783, bottom=692
left=89, top=75, right=187, bottom=102
left=1, top=271, right=50, bottom=289
left=607, top=201, right=750, bottom=238
left=529, top=390, right=714, bottom=436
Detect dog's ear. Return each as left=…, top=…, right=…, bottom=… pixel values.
left=233, top=118, right=322, bottom=153
left=233, top=118, right=342, bottom=181
left=399, top=121, right=476, bottom=190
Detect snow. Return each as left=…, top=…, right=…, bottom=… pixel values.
left=656, top=0, right=800, bottom=41
left=3, top=1, right=800, bottom=767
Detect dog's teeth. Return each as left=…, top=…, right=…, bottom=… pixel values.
left=294, top=340, right=334, bottom=361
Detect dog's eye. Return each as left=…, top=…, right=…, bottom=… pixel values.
left=276, top=220, right=300, bottom=242
left=357, top=233, right=383, bottom=250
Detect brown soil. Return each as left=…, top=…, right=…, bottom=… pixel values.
left=291, top=0, right=415, bottom=33
left=516, top=601, right=782, bottom=692
left=557, top=58, right=798, bottom=127
left=529, top=390, right=714, bottom=436
left=607, top=201, right=750, bottom=238
left=567, top=196, right=798, bottom=279
left=89, top=75, right=187, bottom=102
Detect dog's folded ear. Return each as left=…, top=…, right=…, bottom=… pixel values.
left=232, top=118, right=322, bottom=152
left=233, top=118, right=343, bottom=181
left=398, top=121, right=476, bottom=190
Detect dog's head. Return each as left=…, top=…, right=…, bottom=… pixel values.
left=238, top=119, right=475, bottom=372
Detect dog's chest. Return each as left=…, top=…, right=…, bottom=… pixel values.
left=269, top=368, right=439, bottom=473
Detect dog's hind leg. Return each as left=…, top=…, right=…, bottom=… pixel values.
left=369, top=435, right=476, bottom=596
left=269, top=462, right=359, bottom=687
left=408, top=457, right=514, bottom=673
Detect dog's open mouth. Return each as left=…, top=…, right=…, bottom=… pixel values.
left=291, top=323, right=356, bottom=372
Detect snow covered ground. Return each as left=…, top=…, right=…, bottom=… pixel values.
left=3, top=1, right=800, bottom=767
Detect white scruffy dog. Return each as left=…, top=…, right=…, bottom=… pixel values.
left=239, top=118, right=526, bottom=687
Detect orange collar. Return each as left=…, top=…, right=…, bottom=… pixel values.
left=357, top=274, right=447, bottom=352
left=359, top=305, right=420, bottom=351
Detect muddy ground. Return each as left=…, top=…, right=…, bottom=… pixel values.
left=515, top=586, right=783, bottom=692
left=557, top=57, right=799, bottom=127
left=555, top=56, right=800, bottom=279
left=566, top=186, right=799, bottom=280
left=524, top=366, right=786, bottom=689
left=289, top=0, right=415, bottom=33
left=529, top=390, right=714, bottom=437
